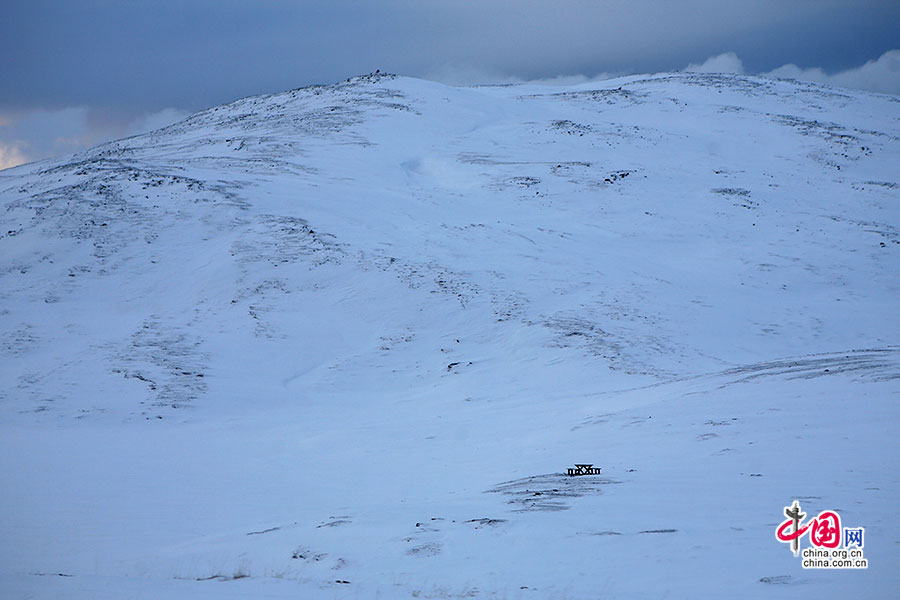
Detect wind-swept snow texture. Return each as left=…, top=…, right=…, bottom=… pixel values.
left=1, top=73, right=898, bottom=598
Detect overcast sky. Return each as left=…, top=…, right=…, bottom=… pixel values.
left=2, top=0, right=899, bottom=169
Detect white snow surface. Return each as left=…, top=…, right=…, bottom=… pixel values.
left=1, top=72, right=898, bottom=598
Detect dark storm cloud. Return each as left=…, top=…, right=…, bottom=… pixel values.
left=3, top=0, right=899, bottom=113
left=2, top=0, right=390, bottom=111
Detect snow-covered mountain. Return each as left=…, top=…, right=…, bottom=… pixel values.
left=1, top=72, right=898, bottom=598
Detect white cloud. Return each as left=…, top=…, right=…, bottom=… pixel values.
left=682, top=49, right=900, bottom=95
left=0, top=107, right=190, bottom=169
left=0, top=141, right=28, bottom=171
left=451, top=49, right=900, bottom=95
left=684, top=52, right=745, bottom=75
left=763, top=49, right=900, bottom=95
left=446, top=49, right=900, bottom=95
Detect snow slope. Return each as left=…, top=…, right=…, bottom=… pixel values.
left=1, top=72, right=898, bottom=598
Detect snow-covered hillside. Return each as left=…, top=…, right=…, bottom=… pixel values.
left=1, top=72, right=898, bottom=598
